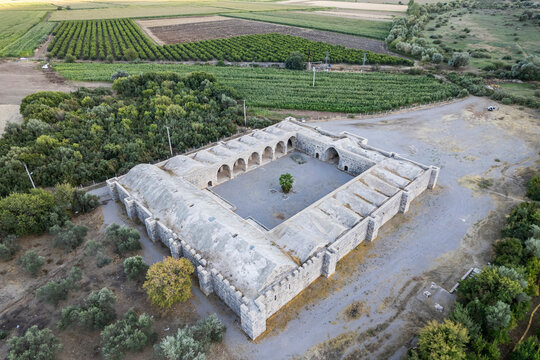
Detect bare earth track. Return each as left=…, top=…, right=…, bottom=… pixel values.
left=142, top=17, right=396, bottom=55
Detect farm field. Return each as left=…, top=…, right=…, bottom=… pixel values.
left=54, top=62, right=460, bottom=113
left=0, top=10, right=46, bottom=52
left=424, top=8, right=540, bottom=70
left=223, top=10, right=392, bottom=39
left=48, top=0, right=313, bottom=21
left=47, top=19, right=409, bottom=64
left=0, top=22, right=56, bottom=57
left=141, top=17, right=395, bottom=54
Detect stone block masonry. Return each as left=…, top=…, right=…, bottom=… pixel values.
left=106, top=118, right=439, bottom=339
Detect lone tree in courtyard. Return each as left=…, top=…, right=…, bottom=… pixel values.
left=279, top=173, right=294, bottom=193
left=143, top=257, right=194, bottom=308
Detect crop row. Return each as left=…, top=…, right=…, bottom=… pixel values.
left=48, top=19, right=412, bottom=65
left=55, top=63, right=459, bottom=113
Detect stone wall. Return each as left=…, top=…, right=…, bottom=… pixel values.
left=329, top=218, right=370, bottom=260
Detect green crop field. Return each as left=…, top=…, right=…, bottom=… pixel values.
left=55, top=63, right=459, bottom=113
left=0, top=22, right=56, bottom=57
left=224, top=11, right=393, bottom=40
left=0, top=10, right=46, bottom=52
left=47, top=19, right=409, bottom=65
left=48, top=0, right=311, bottom=20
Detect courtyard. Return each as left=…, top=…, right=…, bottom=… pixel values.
left=210, top=150, right=354, bottom=229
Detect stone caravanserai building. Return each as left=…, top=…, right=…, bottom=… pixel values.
left=106, top=118, right=439, bottom=339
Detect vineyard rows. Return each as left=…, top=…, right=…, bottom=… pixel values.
left=55, top=63, right=460, bottom=113
left=48, top=19, right=411, bottom=65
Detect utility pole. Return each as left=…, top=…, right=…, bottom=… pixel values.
left=23, top=162, right=36, bottom=189
left=165, top=126, right=173, bottom=157
left=243, top=99, right=247, bottom=127
left=361, top=52, right=367, bottom=73
left=312, top=66, right=316, bottom=87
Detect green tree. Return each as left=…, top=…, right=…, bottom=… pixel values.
left=58, top=287, right=116, bottom=330
left=279, top=173, right=294, bottom=193
left=527, top=175, right=540, bottom=200
left=0, top=189, right=64, bottom=236
left=485, top=301, right=512, bottom=331
left=7, top=325, right=62, bottom=360
left=494, top=238, right=523, bottom=267
left=124, top=48, right=138, bottom=62
left=448, top=52, right=470, bottom=68
left=143, top=257, right=194, bottom=308
left=0, top=235, right=19, bottom=261
left=101, top=310, right=155, bottom=360
left=158, top=314, right=226, bottom=360
left=19, top=250, right=44, bottom=276
left=50, top=221, right=88, bottom=252
left=412, top=319, right=469, bottom=360
left=511, top=336, right=540, bottom=360
left=501, top=202, right=539, bottom=241
left=285, top=52, right=304, bottom=70
left=36, top=266, right=82, bottom=305
left=124, top=256, right=149, bottom=282
left=105, top=223, right=141, bottom=255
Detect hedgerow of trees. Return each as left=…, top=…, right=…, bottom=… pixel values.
left=0, top=72, right=240, bottom=196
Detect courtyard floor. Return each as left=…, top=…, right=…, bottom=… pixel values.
left=210, top=150, right=354, bottom=229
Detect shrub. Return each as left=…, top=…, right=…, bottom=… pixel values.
left=285, top=52, right=304, bottom=70
left=493, top=238, right=523, bottom=267
left=410, top=319, right=469, bottom=360
left=279, top=173, right=294, bottom=193
left=431, top=53, right=444, bottom=64
left=50, top=221, right=88, bottom=252
left=36, top=266, right=82, bottom=305
left=158, top=314, right=225, bottom=360
left=526, top=175, right=540, bottom=200
left=84, top=239, right=102, bottom=256
left=449, top=52, right=470, bottom=68
left=511, top=336, right=540, bottom=360
left=0, top=189, right=64, bottom=236
left=64, top=54, right=76, bottom=63
left=96, top=251, right=112, bottom=268
left=7, top=325, right=62, bottom=360
left=72, top=190, right=99, bottom=213
left=101, top=310, right=155, bottom=360
left=58, top=287, right=116, bottom=330
left=501, top=202, right=539, bottom=241
left=0, top=235, right=19, bottom=261
left=143, top=257, right=194, bottom=308
left=511, top=56, right=540, bottom=81
left=124, top=48, right=138, bottom=62
left=124, top=256, right=149, bottom=282
left=105, top=224, right=141, bottom=255
left=111, top=70, right=129, bottom=81
left=19, top=250, right=44, bottom=276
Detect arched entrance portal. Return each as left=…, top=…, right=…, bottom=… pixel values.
left=262, top=146, right=273, bottom=163
left=217, top=164, right=231, bottom=183
left=287, top=136, right=296, bottom=152
left=325, top=147, right=340, bottom=165
left=248, top=152, right=260, bottom=169
left=275, top=142, right=286, bottom=157
left=233, top=158, right=246, bottom=176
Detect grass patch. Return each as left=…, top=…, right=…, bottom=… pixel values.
left=224, top=10, right=392, bottom=40
left=499, top=82, right=538, bottom=98
left=424, top=8, right=540, bottom=70
left=54, top=62, right=460, bottom=113
left=0, top=10, right=46, bottom=51
left=0, top=21, right=56, bottom=57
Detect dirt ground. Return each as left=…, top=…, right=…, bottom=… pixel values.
left=142, top=17, right=395, bottom=54
left=0, top=197, right=235, bottom=360
left=0, top=60, right=110, bottom=137
left=281, top=0, right=407, bottom=12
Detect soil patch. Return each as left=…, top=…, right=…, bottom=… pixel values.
left=145, top=17, right=395, bottom=55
